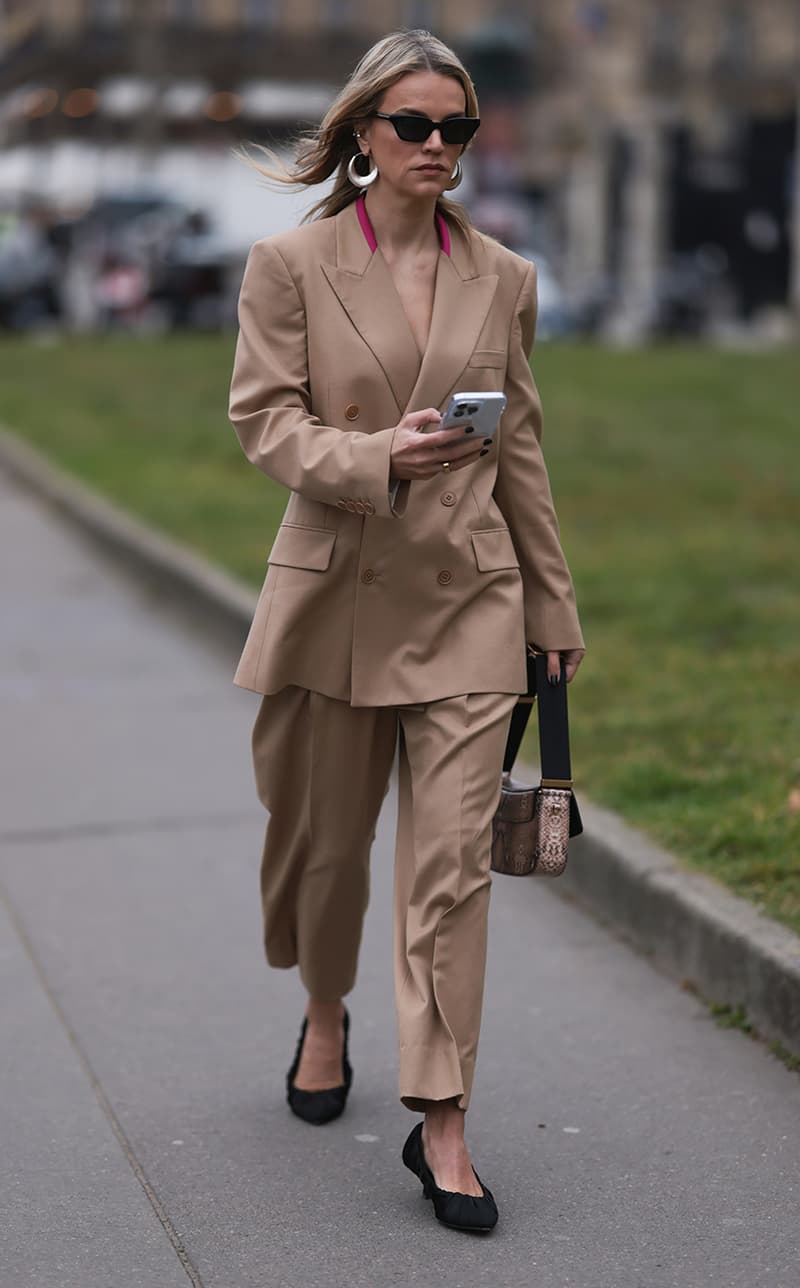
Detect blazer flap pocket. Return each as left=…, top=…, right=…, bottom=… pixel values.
left=471, top=528, right=520, bottom=572
left=268, top=524, right=336, bottom=572
left=468, top=348, right=506, bottom=369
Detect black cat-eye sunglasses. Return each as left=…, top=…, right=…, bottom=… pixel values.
left=370, top=112, right=481, bottom=145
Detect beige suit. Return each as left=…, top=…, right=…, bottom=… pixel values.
left=229, top=198, right=584, bottom=1111
left=228, top=198, right=583, bottom=709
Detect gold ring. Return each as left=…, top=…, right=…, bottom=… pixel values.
left=441, top=461, right=451, bottom=472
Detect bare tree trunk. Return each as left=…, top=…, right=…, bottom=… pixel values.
left=607, top=116, right=666, bottom=342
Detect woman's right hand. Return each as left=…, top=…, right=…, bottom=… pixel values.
left=389, top=408, right=489, bottom=481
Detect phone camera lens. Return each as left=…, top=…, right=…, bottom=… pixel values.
left=467, top=404, right=479, bottom=414
left=454, top=407, right=464, bottom=417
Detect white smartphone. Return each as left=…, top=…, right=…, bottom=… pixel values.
left=439, top=391, right=507, bottom=441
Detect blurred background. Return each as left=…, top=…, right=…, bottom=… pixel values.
left=0, top=0, right=798, bottom=343
left=0, top=1, right=798, bottom=933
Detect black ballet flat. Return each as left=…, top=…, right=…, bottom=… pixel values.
left=402, top=1121, right=498, bottom=1233
left=286, top=1007, right=352, bottom=1126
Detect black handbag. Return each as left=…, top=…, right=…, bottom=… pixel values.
left=491, top=647, right=583, bottom=876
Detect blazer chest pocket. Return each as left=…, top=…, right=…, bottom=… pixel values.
left=268, top=523, right=337, bottom=572
left=468, top=348, right=506, bottom=369
left=471, top=528, right=520, bottom=572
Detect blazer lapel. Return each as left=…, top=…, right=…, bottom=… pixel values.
left=322, top=201, right=499, bottom=418
left=406, top=248, right=498, bottom=415
left=321, top=205, right=421, bottom=415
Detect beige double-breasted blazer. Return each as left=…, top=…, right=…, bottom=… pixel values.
left=228, top=198, right=584, bottom=707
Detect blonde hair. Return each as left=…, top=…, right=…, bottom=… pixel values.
left=236, top=29, right=479, bottom=239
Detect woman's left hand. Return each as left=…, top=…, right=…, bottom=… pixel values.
left=547, top=648, right=585, bottom=684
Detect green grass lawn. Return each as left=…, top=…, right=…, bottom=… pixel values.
left=1, top=334, right=798, bottom=934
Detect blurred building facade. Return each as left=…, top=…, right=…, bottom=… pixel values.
left=0, top=0, right=798, bottom=336
left=555, top=0, right=800, bottom=336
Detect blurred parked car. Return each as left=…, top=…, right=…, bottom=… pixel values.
left=56, top=192, right=238, bottom=332
left=149, top=209, right=233, bottom=330
left=650, top=248, right=734, bottom=337
left=0, top=204, right=60, bottom=331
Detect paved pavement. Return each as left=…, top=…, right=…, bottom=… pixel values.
left=1, top=466, right=799, bottom=1288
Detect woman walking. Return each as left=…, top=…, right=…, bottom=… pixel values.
left=228, top=29, right=584, bottom=1232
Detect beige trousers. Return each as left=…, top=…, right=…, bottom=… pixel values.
left=251, top=686, right=517, bottom=1112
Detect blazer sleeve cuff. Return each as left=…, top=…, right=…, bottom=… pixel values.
left=524, top=602, right=585, bottom=653
left=348, top=425, right=407, bottom=519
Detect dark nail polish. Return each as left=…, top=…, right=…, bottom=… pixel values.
left=548, top=673, right=559, bottom=685
left=479, top=448, right=489, bottom=456
left=483, top=439, right=493, bottom=446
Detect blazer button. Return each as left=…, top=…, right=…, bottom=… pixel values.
left=437, top=569, right=453, bottom=586
left=346, top=500, right=357, bottom=512
left=363, top=500, right=376, bottom=516
left=361, top=568, right=376, bottom=584
left=440, top=491, right=456, bottom=507
left=354, top=500, right=366, bottom=514
left=345, top=403, right=360, bottom=421
left=336, top=499, right=348, bottom=509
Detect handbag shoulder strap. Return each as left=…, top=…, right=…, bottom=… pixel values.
left=532, top=650, right=572, bottom=787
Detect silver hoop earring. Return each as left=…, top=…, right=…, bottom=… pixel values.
left=347, top=152, right=379, bottom=188
left=445, top=158, right=463, bottom=191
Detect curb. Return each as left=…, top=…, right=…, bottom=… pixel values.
left=3, top=425, right=799, bottom=1061
left=0, top=426, right=257, bottom=655
left=561, top=801, right=800, bottom=1058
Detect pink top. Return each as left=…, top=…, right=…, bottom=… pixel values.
left=355, top=191, right=451, bottom=258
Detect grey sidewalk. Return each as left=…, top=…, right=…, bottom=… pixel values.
left=1, top=467, right=798, bottom=1288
